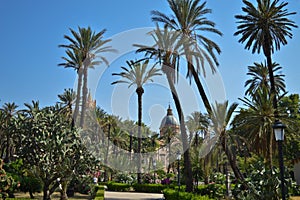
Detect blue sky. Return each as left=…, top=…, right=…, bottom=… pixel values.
left=0, top=0, right=299, bottom=131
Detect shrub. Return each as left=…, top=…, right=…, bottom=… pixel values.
left=163, top=188, right=213, bottom=200
left=232, top=161, right=300, bottom=199
left=132, top=183, right=168, bottom=193
left=90, top=185, right=105, bottom=200
left=197, top=183, right=226, bottom=199
left=106, top=182, right=131, bottom=192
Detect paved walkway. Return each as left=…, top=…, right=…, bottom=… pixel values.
left=104, top=191, right=164, bottom=200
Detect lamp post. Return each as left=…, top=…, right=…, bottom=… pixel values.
left=176, top=150, right=181, bottom=193
left=153, top=159, right=156, bottom=183
left=273, top=120, right=286, bottom=200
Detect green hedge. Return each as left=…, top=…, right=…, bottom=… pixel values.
left=106, top=182, right=131, bottom=192
left=94, top=185, right=105, bottom=200
left=163, top=189, right=213, bottom=200
left=132, top=183, right=169, bottom=193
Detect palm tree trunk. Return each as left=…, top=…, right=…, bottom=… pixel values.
left=184, top=48, right=212, bottom=115
left=164, top=69, right=193, bottom=192
left=221, top=133, right=248, bottom=189
left=104, top=124, right=111, bottom=182
left=129, top=131, right=133, bottom=161
left=266, top=54, right=277, bottom=168
left=80, top=65, right=88, bottom=127
left=190, top=64, right=212, bottom=115
left=136, top=87, right=144, bottom=184
left=73, top=67, right=83, bottom=124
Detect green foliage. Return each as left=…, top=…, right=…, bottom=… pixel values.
left=210, top=172, right=226, bottom=184
left=233, top=160, right=300, bottom=200
left=197, top=184, right=226, bottom=199
left=19, top=175, right=42, bottom=195
left=0, top=159, right=14, bottom=199
left=90, top=185, right=105, bottom=200
left=132, top=183, right=169, bottom=193
left=4, top=159, right=42, bottom=196
left=15, top=103, right=97, bottom=200
left=113, top=173, right=134, bottom=184
left=163, top=188, right=213, bottom=200
left=70, top=175, right=94, bottom=194
left=106, top=182, right=131, bottom=192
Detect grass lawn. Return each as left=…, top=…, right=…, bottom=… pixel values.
left=13, top=192, right=89, bottom=199
left=291, top=197, right=300, bottom=200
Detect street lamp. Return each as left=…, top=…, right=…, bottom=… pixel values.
left=176, top=150, right=181, bottom=193
left=273, top=120, right=286, bottom=200
left=153, top=159, right=157, bottom=183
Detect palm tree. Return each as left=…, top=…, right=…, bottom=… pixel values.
left=58, top=88, right=76, bottom=127
left=59, top=27, right=114, bottom=127
left=186, top=111, right=209, bottom=185
left=245, top=61, right=286, bottom=97
left=58, top=48, right=83, bottom=124
left=102, top=114, right=117, bottom=182
left=112, top=59, right=161, bottom=184
left=151, top=0, right=222, bottom=114
left=234, top=0, right=297, bottom=114
left=120, top=119, right=137, bottom=160
left=240, top=60, right=286, bottom=166
left=135, top=26, right=194, bottom=191
left=235, top=88, right=276, bottom=167
left=0, top=102, right=19, bottom=163
left=210, top=101, right=248, bottom=189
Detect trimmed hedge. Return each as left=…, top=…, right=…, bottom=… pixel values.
left=94, top=185, right=105, bottom=200
left=132, top=183, right=169, bottom=193
left=106, top=182, right=131, bottom=192
left=163, top=189, right=213, bottom=200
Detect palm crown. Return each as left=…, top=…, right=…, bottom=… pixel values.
left=234, top=0, right=297, bottom=56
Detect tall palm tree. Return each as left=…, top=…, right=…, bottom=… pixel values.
left=135, top=26, right=194, bottom=191
left=0, top=102, right=18, bottom=163
left=245, top=61, right=286, bottom=97
left=112, top=59, right=161, bottom=184
left=241, top=60, right=286, bottom=166
left=59, top=27, right=114, bottom=127
left=58, top=48, right=83, bottom=124
left=234, top=0, right=297, bottom=114
left=151, top=0, right=222, bottom=114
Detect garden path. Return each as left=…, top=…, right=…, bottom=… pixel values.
left=104, top=191, right=164, bottom=200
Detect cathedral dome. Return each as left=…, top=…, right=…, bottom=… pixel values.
left=160, top=105, right=179, bottom=130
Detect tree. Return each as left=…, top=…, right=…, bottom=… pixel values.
left=17, top=103, right=95, bottom=200
left=0, top=102, right=19, bottom=163
left=112, top=59, right=161, bottom=184
left=245, top=61, right=285, bottom=97
left=58, top=88, right=76, bottom=127
left=186, top=112, right=210, bottom=185
left=210, top=101, right=247, bottom=189
left=234, top=88, right=276, bottom=167
left=236, top=60, right=286, bottom=167
left=58, top=48, right=83, bottom=125
left=59, top=27, right=114, bottom=127
left=151, top=0, right=222, bottom=114
left=234, top=0, right=297, bottom=114
left=135, top=26, right=194, bottom=191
